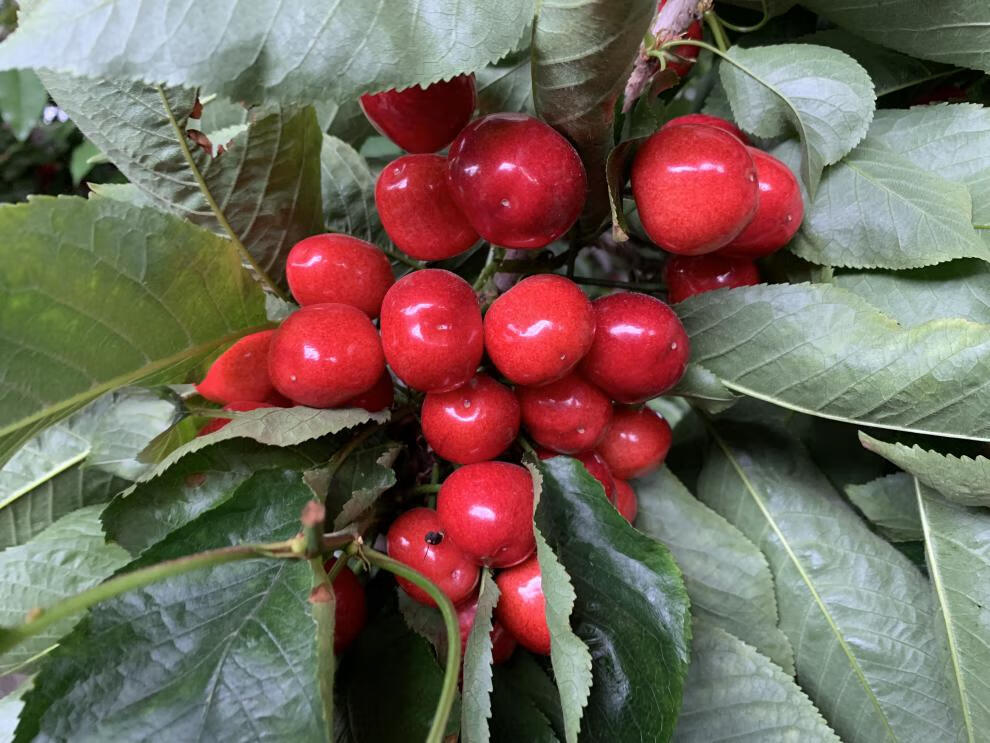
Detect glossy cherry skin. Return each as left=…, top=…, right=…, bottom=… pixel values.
left=457, top=594, right=517, bottom=665
left=484, top=275, right=596, bottom=386
left=376, top=154, right=480, bottom=261
left=447, top=113, right=587, bottom=249
left=579, top=292, right=690, bottom=403
left=286, top=233, right=394, bottom=318
left=380, top=269, right=484, bottom=393
left=421, top=373, right=520, bottom=464
left=386, top=507, right=480, bottom=606
left=359, top=74, right=477, bottom=154
left=631, top=124, right=758, bottom=255
left=197, top=401, right=276, bottom=437
left=664, top=254, right=761, bottom=304
left=196, top=330, right=277, bottom=405
left=537, top=448, right=617, bottom=502
left=495, top=555, right=550, bottom=655
left=613, top=479, right=639, bottom=524
left=437, top=461, right=536, bottom=568
left=661, top=113, right=749, bottom=144
left=721, top=148, right=804, bottom=258
left=596, top=406, right=672, bottom=479
left=323, top=558, right=368, bottom=654
left=341, top=370, right=394, bottom=413
left=268, top=303, right=385, bottom=408
left=518, top=373, right=612, bottom=454
left=658, top=0, right=702, bottom=78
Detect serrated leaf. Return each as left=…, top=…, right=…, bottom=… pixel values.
left=85, top=182, right=156, bottom=209
left=13, top=468, right=321, bottom=742
left=790, top=138, right=987, bottom=269
left=396, top=589, right=448, bottom=657
left=605, top=139, right=636, bottom=242
left=320, top=134, right=385, bottom=246
left=860, top=433, right=990, bottom=508
left=535, top=457, right=692, bottom=742
left=669, top=364, right=738, bottom=414
left=0, top=677, right=31, bottom=743
left=674, top=620, right=840, bottom=743
left=719, top=44, right=875, bottom=193
left=461, top=570, right=500, bottom=743
left=636, top=467, right=794, bottom=673
left=916, top=482, right=990, bottom=743
left=38, top=73, right=324, bottom=283
left=0, top=196, right=267, bottom=469
left=699, top=425, right=961, bottom=743
left=329, top=444, right=399, bottom=530
left=477, top=56, right=534, bottom=115
left=678, top=283, right=990, bottom=441
left=845, top=473, right=922, bottom=542
left=3, top=0, right=536, bottom=106
left=0, top=69, right=46, bottom=140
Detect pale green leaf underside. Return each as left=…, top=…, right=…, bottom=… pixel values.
left=476, top=55, right=534, bottom=115
left=844, top=473, right=922, bottom=542
left=461, top=570, right=500, bottom=743
left=0, top=69, right=47, bottom=140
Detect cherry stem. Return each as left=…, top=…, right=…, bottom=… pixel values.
left=570, top=275, right=664, bottom=292
left=308, top=557, right=337, bottom=740
left=382, top=244, right=426, bottom=270
left=472, top=246, right=504, bottom=291
left=325, top=554, right=351, bottom=583
left=716, top=0, right=770, bottom=33
left=704, top=10, right=731, bottom=52
left=412, top=483, right=442, bottom=495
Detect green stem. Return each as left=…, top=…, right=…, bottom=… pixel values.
left=382, top=244, right=426, bottom=270
left=571, top=275, right=664, bottom=292
left=704, top=10, right=731, bottom=52
left=517, top=435, right=537, bottom=458
left=0, top=543, right=289, bottom=656
left=412, top=483, right=442, bottom=495
left=361, top=547, right=461, bottom=743
left=309, top=557, right=336, bottom=741
left=325, top=554, right=350, bottom=583
left=472, top=247, right=503, bottom=291
left=717, top=0, right=770, bottom=33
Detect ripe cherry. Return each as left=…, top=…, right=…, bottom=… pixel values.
left=596, top=406, right=672, bottom=479
left=386, top=507, right=480, bottom=606
left=285, top=234, right=394, bottom=318
left=268, top=303, right=385, bottom=408
left=196, top=330, right=278, bottom=405
left=447, top=113, right=587, bottom=249
left=494, top=555, right=550, bottom=655
left=664, top=253, right=760, bottom=304
left=437, top=461, right=535, bottom=568
left=631, top=124, right=758, bottom=255
left=376, top=154, right=480, bottom=261
left=323, top=558, right=368, bottom=654
left=359, top=74, right=476, bottom=154
left=457, top=594, right=517, bottom=665
left=657, top=0, right=702, bottom=78
left=341, top=370, right=394, bottom=413
left=579, top=292, right=690, bottom=403
left=539, top=448, right=617, bottom=502
left=518, top=373, right=612, bottom=454
left=613, top=479, right=639, bottom=524
left=380, top=269, right=483, bottom=393
left=197, top=401, right=277, bottom=437
left=484, top=274, right=596, bottom=386
left=721, top=148, right=804, bottom=258
left=421, top=373, right=520, bottom=464
left=661, top=113, right=749, bottom=144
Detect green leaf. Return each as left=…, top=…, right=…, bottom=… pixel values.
left=789, top=138, right=987, bottom=269
left=461, top=570, right=500, bottom=743
left=328, top=444, right=400, bottom=530
left=535, top=457, right=692, bottom=742
left=674, top=620, right=840, bottom=743
left=477, top=55, right=534, bottom=115
left=916, top=482, right=990, bottom=742
left=38, top=73, right=325, bottom=284
left=677, top=283, right=990, bottom=441
left=669, top=364, right=738, bottom=415
left=4, top=0, right=537, bottom=106
left=0, top=677, right=31, bottom=743
left=860, top=433, right=990, bottom=508
left=799, top=0, right=990, bottom=74
left=699, top=425, right=962, bottom=743
left=0, top=506, right=128, bottom=674
left=0, top=196, right=267, bottom=469
left=13, top=469, right=321, bottom=742
left=68, top=139, right=100, bottom=185
left=320, top=134, right=385, bottom=246
left=845, top=473, right=922, bottom=542
left=0, top=69, right=46, bottom=140
left=491, top=661, right=561, bottom=743
left=636, top=468, right=794, bottom=673
left=532, top=0, right=655, bottom=227
left=86, top=183, right=156, bottom=209
left=719, top=44, right=875, bottom=193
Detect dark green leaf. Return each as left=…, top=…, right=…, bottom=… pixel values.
left=491, top=656, right=562, bottom=743
left=669, top=364, right=738, bottom=415
left=0, top=69, right=46, bottom=140
left=320, top=134, right=385, bottom=245
left=329, top=444, right=399, bottom=530
left=477, top=56, right=534, bottom=115
left=461, top=570, right=499, bottom=743
left=845, top=473, right=922, bottom=542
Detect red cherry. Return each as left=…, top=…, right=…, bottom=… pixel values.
left=495, top=555, right=550, bottom=655
left=631, top=124, right=758, bottom=255
left=596, top=406, right=672, bottom=479
left=268, top=303, right=385, bottom=408
left=664, top=253, right=761, bottom=304
left=537, top=448, right=617, bottom=502
left=196, top=330, right=277, bottom=405
left=662, top=113, right=749, bottom=144
left=518, top=373, right=612, bottom=454
left=579, top=292, right=689, bottom=403
left=380, top=269, right=483, bottom=393
left=323, top=558, right=368, bottom=654
left=341, top=370, right=394, bottom=413
left=457, top=594, right=517, bottom=665
left=376, top=154, right=480, bottom=261
left=386, top=507, right=480, bottom=606
left=196, top=401, right=276, bottom=437
left=421, top=373, right=520, bottom=464
left=484, top=275, right=596, bottom=386
left=447, top=113, right=587, bottom=249
left=437, top=461, right=535, bottom=568
left=285, top=234, right=394, bottom=318
left=613, top=479, right=639, bottom=524
left=721, top=148, right=804, bottom=258
left=359, top=74, right=476, bottom=154
left=658, top=0, right=702, bottom=78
